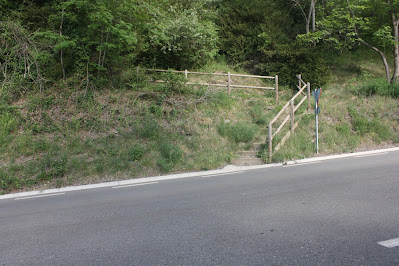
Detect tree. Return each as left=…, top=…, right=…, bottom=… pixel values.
left=300, top=0, right=399, bottom=83
left=137, top=0, right=218, bottom=69
left=291, top=0, right=317, bottom=34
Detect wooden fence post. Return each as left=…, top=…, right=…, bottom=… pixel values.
left=275, top=75, right=279, bottom=104
left=185, top=69, right=188, bottom=79
left=290, top=100, right=295, bottom=134
left=307, top=82, right=311, bottom=111
left=136, top=66, right=139, bottom=75
left=227, top=72, right=231, bottom=95
left=268, top=124, right=273, bottom=161
left=298, top=74, right=301, bottom=89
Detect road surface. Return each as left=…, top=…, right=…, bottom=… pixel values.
left=1, top=150, right=399, bottom=265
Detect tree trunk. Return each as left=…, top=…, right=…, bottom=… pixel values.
left=391, top=13, right=399, bottom=83
left=60, top=8, right=65, bottom=82
left=311, top=0, right=316, bottom=32
left=359, top=40, right=391, bottom=83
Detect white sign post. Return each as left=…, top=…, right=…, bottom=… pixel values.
left=312, top=88, right=322, bottom=154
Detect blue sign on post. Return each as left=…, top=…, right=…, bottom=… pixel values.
left=312, top=88, right=322, bottom=154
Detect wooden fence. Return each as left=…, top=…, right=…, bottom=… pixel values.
left=136, top=67, right=279, bottom=103
left=267, top=75, right=311, bottom=161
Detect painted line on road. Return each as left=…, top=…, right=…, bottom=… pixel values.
left=112, top=182, right=159, bottom=189
left=2, top=147, right=399, bottom=200
left=355, top=152, right=389, bottom=158
left=378, top=237, right=399, bottom=248
left=284, top=161, right=321, bottom=168
left=15, top=193, right=66, bottom=201
left=202, top=171, right=245, bottom=177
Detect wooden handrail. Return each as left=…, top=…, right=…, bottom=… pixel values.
left=268, top=75, right=311, bottom=161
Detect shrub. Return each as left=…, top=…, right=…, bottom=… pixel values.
left=358, top=78, right=399, bottom=98
left=348, top=107, right=393, bottom=141
left=142, top=4, right=218, bottom=69
left=140, top=117, right=160, bottom=139
left=128, top=144, right=146, bottom=162
left=157, top=141, right=183, bottom=172
left=218, top=121, right=257, bottom=143
left=250, top=105, right=268, bottom=125
left=229, top=122, right=257, bottom=143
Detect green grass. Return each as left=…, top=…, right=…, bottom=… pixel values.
left=268, top=48, right=398, bottom=163
left=1, top=52, right=398, bottom=194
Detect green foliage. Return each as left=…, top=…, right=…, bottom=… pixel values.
left=217, top=0, right=293, bottom=65
left=256, top=44, right=330, bottom=88
left=348, top=107, right=393, bottom=142
left=218, top=121, right=257, bottom=143
left=250, top=104, right=269, bottom=125
left=155, top=71, right=188, bottom=96
left=127, top=144, right=146, bottom=162
left=140, top=117, right=160, bottom=139
left=357, top=78, right=399, bottom=98
left=141, top=2, right=218, bottom=69
left=37, top=153, right=68, bottom=181
left=0, top=170, right=21, bottom=193
left=157, top=141, right=183, bottom=172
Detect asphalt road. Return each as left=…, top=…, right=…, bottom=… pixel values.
left=1, top=150, right=399, bottom=265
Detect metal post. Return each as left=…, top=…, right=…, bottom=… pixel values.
left=307, top=82, right=311, bottom=111
left=315, top=102, right=319, bottom=154
left=290, top=100, right=295, bottom=134
left=268, top=124, right=273, bottom=161
left=275, top=75, right=279, bottom=104
left=227, top=72, right=231, bottom=95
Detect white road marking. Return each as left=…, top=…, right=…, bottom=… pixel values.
left=112, top=182, right=159, bottom=189
left=15, top=193, right=65, bottom=200
left=284, top=161, right=321, bottom=167
left=355, top=152, right=388, bottom=158
left=378, top=238, right=399, bottom=248
left=2, top=147, right=399, bottom=200
left=203, top=171, right=245, bottom=177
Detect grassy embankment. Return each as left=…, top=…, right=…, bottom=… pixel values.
left=1, top=50, right=398, bottom=194
left=270, top=49, right=399, bottom=162
left=0, top=62, right=285, bottom=194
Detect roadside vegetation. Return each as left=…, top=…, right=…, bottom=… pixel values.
left=270, top=50, right=399, bottom=162
left=1, top=1, right=398, bottom=194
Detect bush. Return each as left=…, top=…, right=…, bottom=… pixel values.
left=256, top=44, right=330, bottom=88
left=140, top=117, right=160, bottom=139
left=157, top=141, right=183, bottom=172
left=348, top=107, right=393, bottom=141
left=358, top=78, right=399, bottom=98
left=128, top=144, right=145, bottom=162
left=250, top=105, right=268, bottom=125
left=218, top=121, right=257, bottom=143
left=141, top=3, right=218, bottom=69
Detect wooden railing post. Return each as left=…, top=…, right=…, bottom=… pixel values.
left=307, top=82, right=311, bottom=111
left=185, top=69, right=188, bottom=79
left=268, top=124, right=273, bottom=161
left=275, top=75, right=279, bottom=104
left=290, top=100, right=295, bottom=134
left=136, top=66, right=139, bottom=75
left=227, top=72, right=231, bottom=95
left=298, top=74, right=301, bottom=89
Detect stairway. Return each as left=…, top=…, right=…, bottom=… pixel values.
left=230, top=143, right=264, bottom=166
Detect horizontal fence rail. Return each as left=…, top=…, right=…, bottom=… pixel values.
left=136, top=67, right=279, bottom=103
left=268, top=75, right=311, bottom=161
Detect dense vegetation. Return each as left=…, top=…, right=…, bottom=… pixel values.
left=1, top=0, right=398, bottom=194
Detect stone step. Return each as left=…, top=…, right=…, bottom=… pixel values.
left=230, top=157, right=264, bottom=166
left=239, top=150, right=259, bottom=157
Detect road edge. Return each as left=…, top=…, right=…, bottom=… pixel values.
left=1, top=146, right=399, bottom=200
